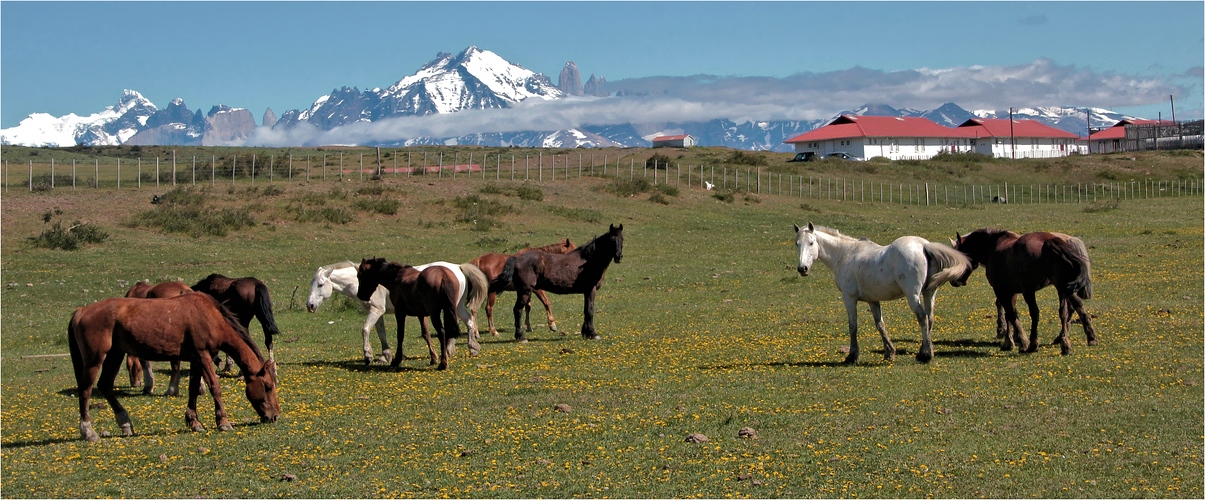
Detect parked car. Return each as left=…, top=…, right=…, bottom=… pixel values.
left=826, top=152, right=864, bottom=161
left=787, top=152, right=820, bottom=162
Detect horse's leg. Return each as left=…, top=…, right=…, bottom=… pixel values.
left=165, top=361, right=182, bottom=397
left=1054, top=292, right=1073, bottom=356
left=375, top=314, right=392, bottom=363
left=1070, top=295, right=1099, bottom=345
left=535, top=290, right=560, bottom=333
left=73, top=351, right=102, bottom=441
left=362, top=307, right=382, bottom=365
left=842, top=295, right=860, bottom=364
left=867, top=302, right=895, bottom=362
left=126, top=355, right=142, bottom=388
left=513, top=290, right=532, bottom=342
left=198, top=353, right=233, bottom=431
left=486, top=291, right=500, bottom=336
left=908, top=292, right=934, bottom=363
left=95, top=350, right=134, bottom=437
left=1022, top=291, right=1041, bottom=353
left=995, top=302, right=1008, bottom=340
left=140, top=359, right=155, bottom=395
left=434, top=308, right=458, bottom=370
left=997, top=293, right=1026, bottom=352
left=460, top=302, right=481, bottom=357
left=390, top=315, right=406, bottom=368
left=419, top=317, right=437, bottom=366
left=185, top=362, right=206, bottom=432
left=581, top=288, right=601, bottom=340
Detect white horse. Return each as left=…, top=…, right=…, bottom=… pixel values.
left=307, top=261, right=484, bottom=365
left=793, top=223, right=971, bottom=364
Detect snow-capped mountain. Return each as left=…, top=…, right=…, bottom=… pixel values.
left=277, top=46, right=562, bottom=131
left=1, top=90, right=156, bottom=147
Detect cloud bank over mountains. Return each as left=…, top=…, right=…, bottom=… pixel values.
left=249, top=58, right=1186, bottom=147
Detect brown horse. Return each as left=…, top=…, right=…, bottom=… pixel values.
left=68, top=293, right=279, bottom=442
left=494, top=224, right=623, bottom=342
left=356, top=259, right=488, bottom=370
left=952, top=228, right=1098, bottom=355
left=192, top=274, right=282, bottom=368
left=124, top=281, right=192, bottom=395
left=469, top=238, right=576, bottom=336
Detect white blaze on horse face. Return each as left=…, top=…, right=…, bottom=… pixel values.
left=795, top=226, right=818, bottom=277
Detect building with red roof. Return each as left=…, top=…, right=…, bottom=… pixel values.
left=651, top=134, right=696, bottom=148
left=784, top=114, right=1084, bottom=160
left=1085, top=119, right=1174, bottom=154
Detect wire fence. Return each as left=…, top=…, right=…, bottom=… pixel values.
left=5, top=151, right=1201, bottom=205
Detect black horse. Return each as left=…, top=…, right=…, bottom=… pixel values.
left=494, top=224, right=624, bottom=341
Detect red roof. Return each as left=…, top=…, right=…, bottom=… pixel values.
left=652, top=134, right=691, bottom=142
left=1088, top=119, right=1175, bottom=141
left=956, top=118, right=1079, bottom=139
left=784, top=115, right=975, bottom=143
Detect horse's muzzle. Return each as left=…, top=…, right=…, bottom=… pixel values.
left=261, top=415, right=278, bottom=424
left=305, top=303, right=317, bottom=313
left=797, top=266, right=810, bottom=277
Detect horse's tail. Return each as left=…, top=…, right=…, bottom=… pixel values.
left=460, top=262, right=489, bottom=315
left=491, top=256, right=517, bottom=294
left=923, top=241, right=973, bottom=291
left=254, top=281, right=282, bottom=338
left=67, top=308, right=88, bottom=389
left=1050, top=236, right=1094, bottom=300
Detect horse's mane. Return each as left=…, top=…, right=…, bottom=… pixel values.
left=577, top=232, right=613, bottom=259
left=812, top=225, right=862, bottom=242
left=323, top=261, right=357, bottom=271
left=192, top=273, right=227, bottom=291
left=198, top=293, right=263, bottom=361
left=521, top=239, right=573, bottom=254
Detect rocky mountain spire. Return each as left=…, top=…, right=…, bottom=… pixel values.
left=584, top=74, right=608, bottom=97
left=558, top=61, right=583, bottom=96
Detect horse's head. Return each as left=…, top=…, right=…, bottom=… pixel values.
left=949, top=231, right=980, bottom=287
left=609, top=224, right=624, bottom=263
left=560, top=238, right=576, bottom=253
left=356, top=258, right=389, bottom=301
left=306, top=267, right=334, bottom=312
left=794, top=222, right=818, bottom=277
left=244, top=360, right=280, bottom=424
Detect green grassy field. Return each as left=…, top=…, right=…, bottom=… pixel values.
left=1, top=147, right=1202, bottom=498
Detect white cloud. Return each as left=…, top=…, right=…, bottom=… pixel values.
left=247, top=59, right=1185, bottom=146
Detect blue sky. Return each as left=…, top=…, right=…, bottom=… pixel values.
left=2, top=1, right=1202, bottom=129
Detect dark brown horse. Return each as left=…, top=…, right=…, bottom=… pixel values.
left=494, top=224, right=624, bottom=341
left=469, top=238, right=576, bottom=336
left=192, top=274, right=282, bottom=368
left=124, top=281, right=192, bottom=395
left=356, top=259, right=488, bottom=370
left=68, top=293, right=279, bottom=442
left=952, top=228, right=1098, bottom=355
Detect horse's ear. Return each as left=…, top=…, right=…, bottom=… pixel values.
left=793, top=223, right=801, bottom=232
left=807, top=222, right=815, bottom=232
left=263, top=360, right=277, bottom=378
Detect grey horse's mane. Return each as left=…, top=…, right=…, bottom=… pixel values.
left=813, top=225, right=862, bottom=241
left=323, top=261, right=357, bottom=272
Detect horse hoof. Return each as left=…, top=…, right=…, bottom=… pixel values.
left=142, top=387, right=153, bottom=396
left=916, top=353, right=933, bottom=364
left=120, top=424, right=134, bottom=437
left=1087, top=339, right=1100, bottom=346
left=549, top=323, right=559, bottom=333
left=219, top=423, right=234, bottom=432
left=165, top=388, right=179, bottom=397
left=842, top=356, right=858, bottom=365
left=190, top=424, right=205, bottom=432
left=583, top=333, right=601, bottom=340
left=363, top=356, right=373, bottom=365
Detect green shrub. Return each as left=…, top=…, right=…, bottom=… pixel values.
left=646, top=153, right=673, bottom=169
left=547, top=205, right=602, bottom=223
left=712, top=191, right=735, bottom=203
left=726, top=150, right=768, bottom=167
left=929, top=151, right=994, bottom=163
left=603, top=178, right=654, bottom=197
left=649, top=192, right=671, bottom=205
left=515, top=184, right=544, bottom=201
left=654, top=184, right=680, bottom=197
left=128, top=205, right=256, bottom=237
left=353, top=197, right=400, bottom=215
left=290, top=206, right=354, bottom=225
left=29, top=211, right=108, bottom=250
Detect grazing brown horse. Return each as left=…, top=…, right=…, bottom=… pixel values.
left=68, top=293, right=279, bottom=442
left=124, top=281, right=192, bottom=395
left=494, top=224, right=623, bottom=342
left=469, top=238, right=576, bottom=336
left=356, top=259, right=488, bottom=370
left=192, top=274, right=282, bottom=368
left=952, top=228, right=1098, bottom=355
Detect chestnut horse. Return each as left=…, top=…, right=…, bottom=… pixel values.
left=124, top=280, right=192, bottom=395
left=356, top=259, right=488, bottom=370
left=952, top=228, right=1098, bottom=355
left=68, top=293, right=279, bottom=442
left=494, top=224, right=623, bottom=342
left=469, top=238, right=576, bottom=336
left=192, top=274, right=282, bottom=368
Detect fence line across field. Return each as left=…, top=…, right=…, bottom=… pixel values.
left=4, top=152, right=1201, bottom=205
